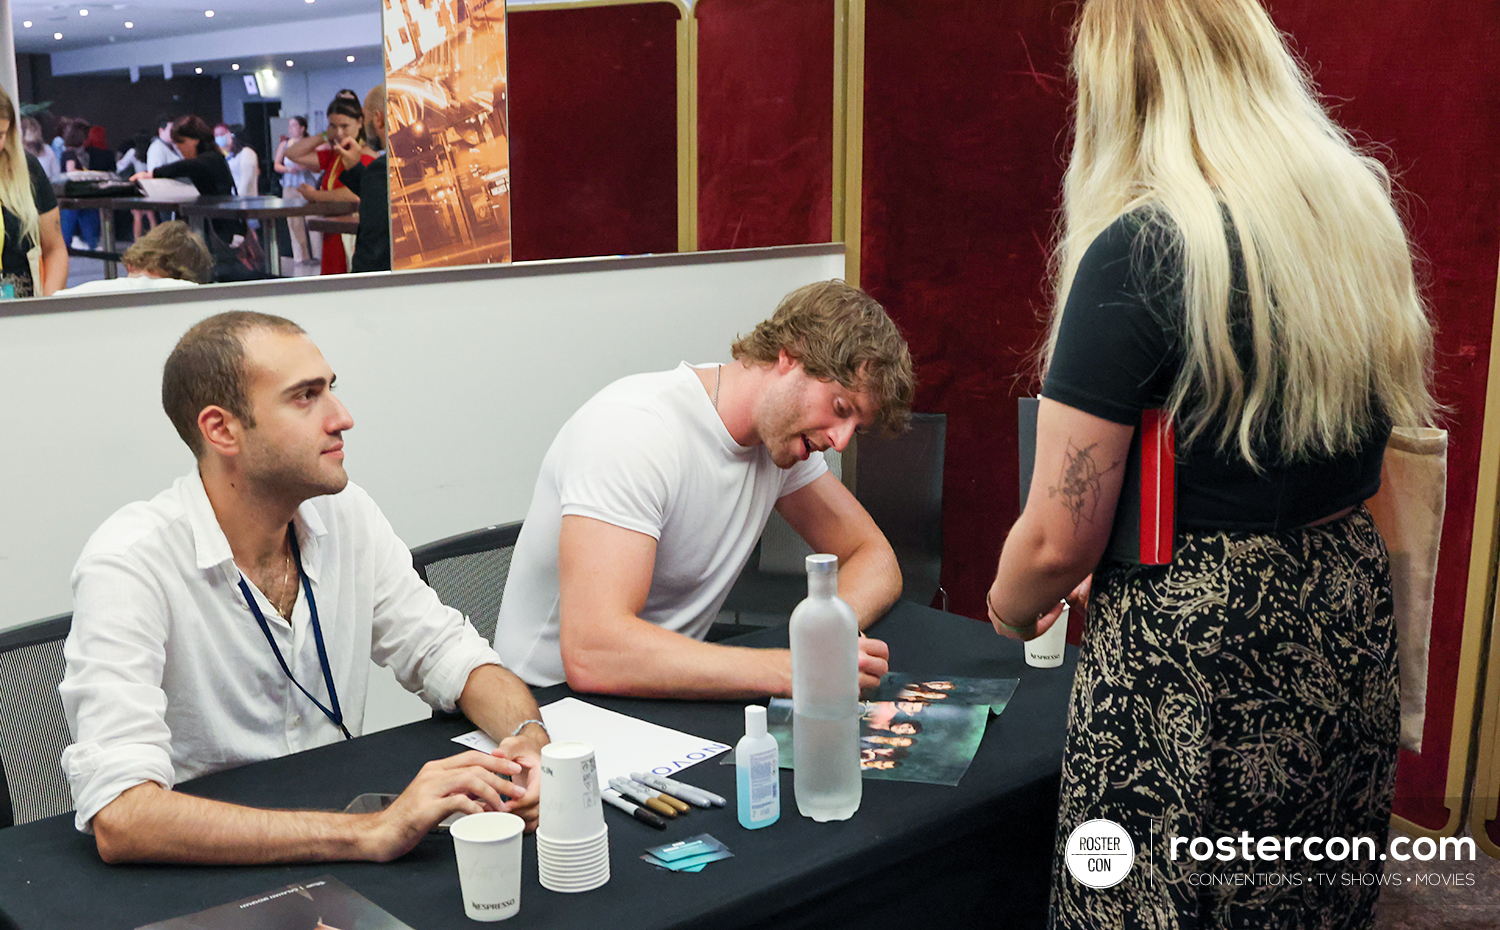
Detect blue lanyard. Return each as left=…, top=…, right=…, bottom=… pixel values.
left=237, top=526, right=352, bottom=740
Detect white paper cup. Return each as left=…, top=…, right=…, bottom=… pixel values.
left=1024, top=602, right=1069, bottom=669
left=538, top=741, right=605, bottom=841
left=451, top=811, right=525, bottom=922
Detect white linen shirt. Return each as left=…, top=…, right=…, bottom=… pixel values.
left=60, top=471, right=501, bottom=832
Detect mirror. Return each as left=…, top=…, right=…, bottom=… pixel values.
left=12, top=0, right=837, bottom=292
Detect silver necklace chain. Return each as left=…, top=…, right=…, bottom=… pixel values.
left=713, top=364, right=721, bottom=408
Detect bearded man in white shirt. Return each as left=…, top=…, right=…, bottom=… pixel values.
left=60, top=311, right=548, bottom=865
left=495, top=280, right=913, bottom=699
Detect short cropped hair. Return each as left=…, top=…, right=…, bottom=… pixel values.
left=123, top=221, right=212, bottom=283
left=731, top=280, right=915, bottom=434
left=162, top=312, right=305, bottom=457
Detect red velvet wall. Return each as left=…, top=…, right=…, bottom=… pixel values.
left=507, top=3, right=681, bottom=261
left=1255, top=0, right=1500, bottom=833
left=696, top=0, right=835, bottom=250
left=861, top=0, right=1072, bottom=617
left=861, top=0, right=1500, bottom=832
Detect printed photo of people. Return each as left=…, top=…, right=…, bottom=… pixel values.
left=766, top=698, right=990, bottom=787
left=872, top=674, right=1020, bottom=715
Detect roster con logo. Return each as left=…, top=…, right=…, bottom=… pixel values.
left=1065, top=819, right=1136, bottom=888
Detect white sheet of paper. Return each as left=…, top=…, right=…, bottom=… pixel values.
left=135, top=177, right=202, bottom=201
left=452, top=697, right=730, bottom=785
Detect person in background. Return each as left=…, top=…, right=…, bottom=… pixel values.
left=144, top=115, right=183, bottom=232
left=283, top=90, right=374, bottom=275
left=274, top=116, right=319, bottom=264
left=333, top=86, right=390, bottom=273
left=132, top=116, right=240, bottom=244
left=61, top=220, right=211, bottom=294
left=984, top=0, right=1437, bottom=925
left=115, top=132, right=155, bottom=241
left=145, top=115, right=181, bottom=172
left=21, top=117, right=60, bottom=180
left=59, top=121, right=101, bottom=251
left=217, top=123, right=260, bottom=197
left=0, top=89, right=67, bottom=295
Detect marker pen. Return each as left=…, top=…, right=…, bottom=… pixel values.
left=634, top=772, right=725, bottom=808
left=602, top=788, right=668, bottom=830
left=609, top=778, right=676, bottom=818
left=636, top=782, right=690, bottom=814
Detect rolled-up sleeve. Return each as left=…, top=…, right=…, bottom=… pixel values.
left=60, top=552, right=178, bottom=833
left=362, top=496, right=501, bottom=712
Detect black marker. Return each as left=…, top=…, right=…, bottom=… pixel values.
left=602, top=788, right=668, bottom=830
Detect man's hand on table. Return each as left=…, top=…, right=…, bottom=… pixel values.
left=494, top=734, right=545, bottom=832
left=359, top=749, right=531, bottom=861
left=857, top=636, right=891, bottom=693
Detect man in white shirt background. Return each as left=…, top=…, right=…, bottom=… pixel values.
left=144, top=116, right=182, bottom=172
left=61, top=311, right=548, bottom=865
left=495, top=280, right=914, bottom=700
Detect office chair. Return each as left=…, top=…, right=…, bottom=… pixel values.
left=719, top=413, right=948, bottom=625
left=850, top=412, right=947, bottom=610
left=410, top=522, right=523, bottom=644
left=0, top=613, right=75, bottom=828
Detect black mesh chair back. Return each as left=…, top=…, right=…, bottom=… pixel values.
left=0, top=613, right=74, bottom=829
left=854, top=413, right=947, bottom=609
left=410, top=523, right=523, bottom=643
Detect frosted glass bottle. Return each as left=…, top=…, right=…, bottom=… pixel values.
left=736, top=704, right=780, bottom=829
left=789, top=553, right=862, bottom=821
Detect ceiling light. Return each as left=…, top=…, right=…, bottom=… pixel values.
left=78, top=9, right=89, bottom=16
left=346, top=55, right=355, bottom=63
left=22, top=20, right=31, bottom=27
left=53, top=32, right=63, bottom=39
left=124, top=21, right=132, bottom=27
left=231, top=63, right=240, bottom=70
left=194, top=67, right=203, bottom=74
left=285, top=60, right=294, bottom=67
left=204, top=10, right=214, bottom=17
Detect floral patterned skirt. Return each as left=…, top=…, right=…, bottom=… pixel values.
left=1050, top=506, right=1399, bottom=930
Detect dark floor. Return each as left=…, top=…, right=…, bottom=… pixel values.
left=1374, top=827, right=1500, bottom=929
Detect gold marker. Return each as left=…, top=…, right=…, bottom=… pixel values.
left=609, top=778, right=676, bottom=818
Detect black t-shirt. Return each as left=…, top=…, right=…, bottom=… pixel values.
left=1042, top=211, right=1386, bottom=531
left=340, top=154, right=390, bottom=273
left=155, top=150, right=244, bottom=242
left=0, top=153, right=57, bottom=297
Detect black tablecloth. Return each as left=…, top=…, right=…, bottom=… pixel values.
left=0, top=600, right=1076, bottom=930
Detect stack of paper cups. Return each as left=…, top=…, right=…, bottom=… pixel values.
left=537, top=741, right=610, bottom=892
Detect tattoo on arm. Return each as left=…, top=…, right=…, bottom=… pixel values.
left=1048, top=439, right=1124, bottom=532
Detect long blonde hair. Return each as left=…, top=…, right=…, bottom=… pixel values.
left=0, top=89, right=40, bottom=251
left=1047, top=0, right=1435, bottom=466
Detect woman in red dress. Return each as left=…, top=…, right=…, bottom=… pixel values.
left=282, top=90, right=375, bottom=275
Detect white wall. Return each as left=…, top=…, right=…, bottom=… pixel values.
left=0, top=245, right=844, bottom=727
left=220, top=63, right=385, bottom=133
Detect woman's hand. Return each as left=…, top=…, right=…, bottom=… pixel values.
left=986, top=586, right=1066, bottom=642
left=130, top=171, right=152, bottom=182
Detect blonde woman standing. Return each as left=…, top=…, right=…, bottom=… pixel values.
left=0, top=92, right=67, bottom=295
left=985, top=0, right=1435, bottom=926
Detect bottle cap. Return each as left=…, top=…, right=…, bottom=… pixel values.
left=744, top=704, right=767, bottom=738
left=805, top=553, right=839, bottom=574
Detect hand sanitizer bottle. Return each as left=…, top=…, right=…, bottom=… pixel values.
left=789, top=553, right=862, bottom=821
left=736, top=704, right=780, bottom=829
